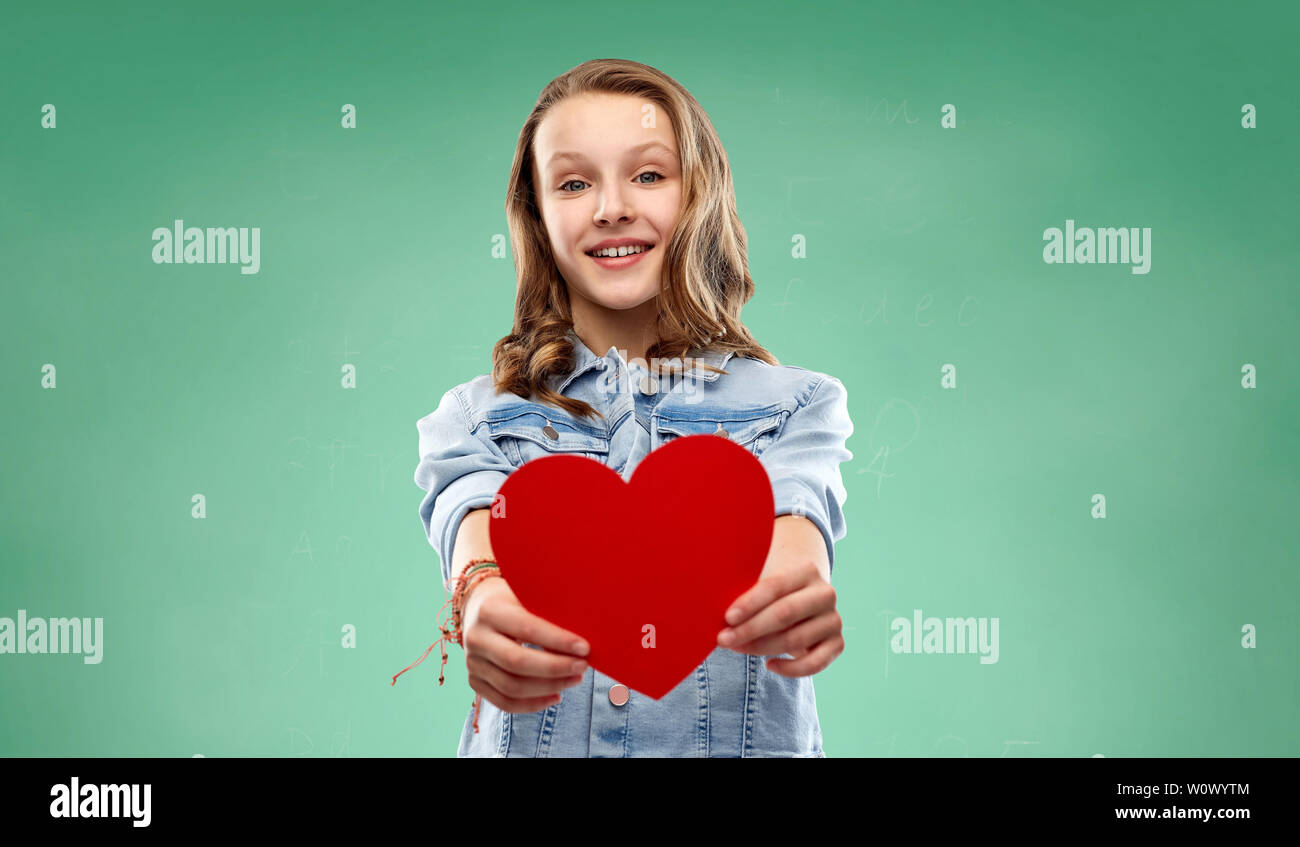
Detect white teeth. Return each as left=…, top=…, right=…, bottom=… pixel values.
left=588, top=245, right=650, bottom=258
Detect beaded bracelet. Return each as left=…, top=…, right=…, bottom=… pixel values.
left=460, top=559, right=501, bottom=582
left=391, top=556, right=502, bottom=733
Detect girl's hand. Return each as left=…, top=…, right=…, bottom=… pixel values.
left=715, top=556, right=844, bottom=677
left=461, top=577, right=590, bottom=713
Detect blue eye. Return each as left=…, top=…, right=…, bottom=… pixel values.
left=558, top=171, right=666, bottom=193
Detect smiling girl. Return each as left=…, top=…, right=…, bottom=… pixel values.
left=410, top=58, right=854, bottom=757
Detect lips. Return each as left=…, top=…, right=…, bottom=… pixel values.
left=584, top=244, right=655, bottom=258
left=584, top=244, right=656, bottom=270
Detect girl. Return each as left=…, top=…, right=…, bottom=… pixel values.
left=407, top=58, right=854, bottom=757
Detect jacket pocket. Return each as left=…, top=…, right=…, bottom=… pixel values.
left=653, top=407, right=787, bottom=457
left=478, top=403, right=610, bottom=468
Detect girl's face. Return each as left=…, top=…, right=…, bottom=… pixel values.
left=532, top=92, right=682, bottom=325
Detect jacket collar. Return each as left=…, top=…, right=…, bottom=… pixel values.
left=551, top=327, right=734, bottom=395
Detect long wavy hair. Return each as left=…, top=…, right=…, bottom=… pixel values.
left=491, top=58, right=778, bottom=421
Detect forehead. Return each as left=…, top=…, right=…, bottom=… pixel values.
left=535, top=93, right=677, bottom=170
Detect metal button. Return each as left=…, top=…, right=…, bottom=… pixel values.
left=608, top=683, right=630, bottom=706
left=639, top=374, right=658, bottom=395
left=542, top=423, right=559, bottom=440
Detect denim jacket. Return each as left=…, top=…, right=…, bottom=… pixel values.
left=414, top=328, right=853, bottom=757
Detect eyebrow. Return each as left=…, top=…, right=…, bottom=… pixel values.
left=544, top=141, right=677, bottom=171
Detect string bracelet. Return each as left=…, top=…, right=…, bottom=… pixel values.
left=391, top=557, right=502, bottom=733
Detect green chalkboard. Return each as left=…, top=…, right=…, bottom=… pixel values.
left=2, top=0, right=1295, bottom=757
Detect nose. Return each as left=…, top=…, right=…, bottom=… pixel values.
left=594, top=184, right=634, bottom=225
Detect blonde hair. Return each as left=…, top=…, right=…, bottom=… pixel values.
left=490, top=58, right=778, bottom=421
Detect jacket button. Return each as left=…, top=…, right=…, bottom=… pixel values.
left=608, top=683, right=630, bottom=706
left=542, top=424, right=559, bottom=440
left=639, top=374, right=658, bottom=395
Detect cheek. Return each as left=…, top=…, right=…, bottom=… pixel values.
left=651, top=199, right=682, bottom=241
left=540, top=202, right=580, bottom=250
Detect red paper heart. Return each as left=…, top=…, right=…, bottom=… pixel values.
left=488, top=434, right=774, bottom=699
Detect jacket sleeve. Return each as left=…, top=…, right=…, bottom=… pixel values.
left=759, top=374, right=854, bottom=578
left=414, top=386, right=515, bottom=589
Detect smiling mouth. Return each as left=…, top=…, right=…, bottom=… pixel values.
left=584, top=244, right=655, bottom=258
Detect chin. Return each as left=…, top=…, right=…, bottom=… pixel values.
left=593, top=292, right=658, bottom=311
left=575, top=278, right=659, bottom=308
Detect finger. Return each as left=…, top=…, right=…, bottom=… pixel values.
left=468, top=628, right=589, bottom=680
left=723, top=569, right=806, bottom=627
left=764, top=636, right=844, bottom=678
left=467, top=653, right=586, bottom=699
left=486, top=601, right=591, bottom=659
left=726, top=611, right=841, bottom=657
left=719, top=582, right=833, bottom=648
left=469, top=675, right=565, bottom=714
